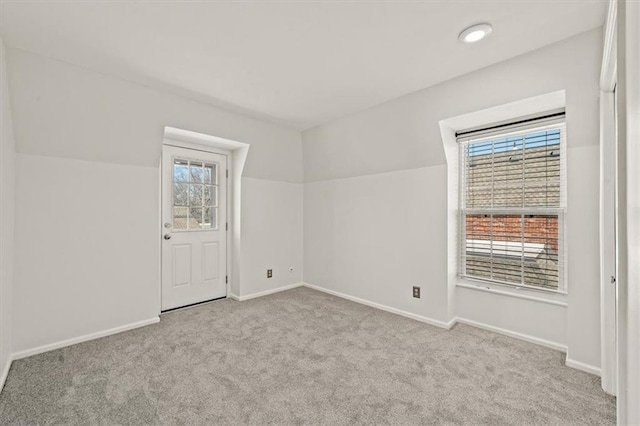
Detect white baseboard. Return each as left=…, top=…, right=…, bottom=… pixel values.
left=454, top=317, right=567, bottom=352
left=0, top=354, right=12, bottom=393
left=566, top=357, right=601, bottom=377
left=12, top=317, right=160, bottom=360
left=233, top=282, right=303, bottom=302
left=227, top=293, right=240, bottom=301
left=303, top=282, right=455, bottom=329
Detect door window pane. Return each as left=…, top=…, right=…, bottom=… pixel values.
left=204, top=185, right=217, bottom=206
left=190, top=184, right=204, bottom=206
left=190, top=161, right=204, bottom=183
left=204, top=163, right=217, bottom=185
left=174, top=183, right=189, bottom=206
left=189, top=207, right=203, bottom=228
left=173, top=207, right=188, bottom=230
left=203, top=207, right=217, bottom=229
left=172, top=157, right=220, bottom=230
left=173, top=159, right=189, bottom=182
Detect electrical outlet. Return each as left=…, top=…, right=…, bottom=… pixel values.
left=413, top=286, right=421, bottom=298
left=267, top=269, right=273, bottom=278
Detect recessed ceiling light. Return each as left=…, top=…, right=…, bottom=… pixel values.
left=459, top=23, right=493, bottom=44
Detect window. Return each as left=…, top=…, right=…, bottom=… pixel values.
left=172, top=158, right=218, bottom=230
left=458, top=114, right=566, bottom=292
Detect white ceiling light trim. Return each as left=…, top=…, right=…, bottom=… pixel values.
left=459, top=23, right=493, bottom=43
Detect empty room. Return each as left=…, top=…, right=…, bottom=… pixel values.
left=0, top=0, right=638, bottom=424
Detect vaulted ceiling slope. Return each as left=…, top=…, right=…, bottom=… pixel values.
left=0, top=1, right=606, bottom=130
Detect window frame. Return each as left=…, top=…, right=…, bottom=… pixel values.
left=171, top=155, right=220, bottom=232
left=458, top=120, right=568, bottom=294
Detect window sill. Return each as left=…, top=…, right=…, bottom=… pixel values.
left=456, top=280, right=568, bottom=307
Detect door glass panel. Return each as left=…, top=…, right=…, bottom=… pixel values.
left=173, top=159, right=189, bottom=182
left=204, top=185, right=218, bottom=206
left=203, top=207, right=217, bottom=229
left=173, top=207, right=188, bottom=230
left=190, top=184, right=204, bottom=205
left=189, top=207, right=203, bottom=228
left=174, top=183, right=189, bottom=206
left=172, top=157, right=220, bottom=231
left=204, top=163, right=217, bottom=185
left=190, top=161, right=204, bottom=183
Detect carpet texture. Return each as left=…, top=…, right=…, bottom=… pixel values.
left=0, top=287, right=615, bottom=425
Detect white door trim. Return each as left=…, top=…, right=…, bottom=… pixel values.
left=599, top=90, right=617, bottom=395
left=599, top=0, right=618, bottom=397
left=160, top=143, right=232, bottom=309
left=164, top=139, right=233, bottom=158
left=616, top=1, right=640, bottom=423
left=601, top=0, right=618, bottom=92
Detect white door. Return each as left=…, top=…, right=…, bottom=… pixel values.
left=161, top=145, right=227, bottom=311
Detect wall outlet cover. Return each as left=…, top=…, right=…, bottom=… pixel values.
left=413, top=286, right=421, bottom=298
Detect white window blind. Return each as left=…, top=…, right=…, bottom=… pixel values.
left=458, top=113, right=567, bottom=292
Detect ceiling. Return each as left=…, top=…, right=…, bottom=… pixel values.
left=0, top=1, right=607, bottom=131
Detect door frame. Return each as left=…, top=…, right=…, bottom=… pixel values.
left=599, top=0, right=617, bottom=396
left=600, top=89, right=617, bottom=395
left=616, top=0, right=640, bottom=423
left=160, top=139, right=233, bottom=311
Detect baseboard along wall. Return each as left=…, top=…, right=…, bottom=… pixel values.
left=12, top=317, right=160, bottom=361
left=302, top=282, right=456, bottom=329
left=453, top=317, right=568, bottom=352
left=0, top=355, right=12, bottom=393
left=230, top=282, right=303, bottom=302
left=566, top=357, right=602, bottom=376
left=0, top=317, right=158, bottom=392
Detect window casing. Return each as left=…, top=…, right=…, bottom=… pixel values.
left=458, top=116, right=567, bottom=293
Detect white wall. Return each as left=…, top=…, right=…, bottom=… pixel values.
left=7, top=48, right=304, bottom=354
left=0, top=39, right=16, bottom=383
left=240, top=177, right=303, bottom=297
left=456, top=287, right=568, bottom=348
left=304, top=166, right=448, bottom=322
left=13, top=155, right=159, bottom=352
left=565, top=145, right=602, bottom=368
left=8, top=49, right=302, bottom=182
left=303, top=29, right=603, bottom=369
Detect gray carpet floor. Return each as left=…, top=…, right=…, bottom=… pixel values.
left=0, top=287, right=615, bottom=425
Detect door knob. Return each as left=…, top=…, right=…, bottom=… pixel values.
left=164, top=234, right=172, bottom=240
